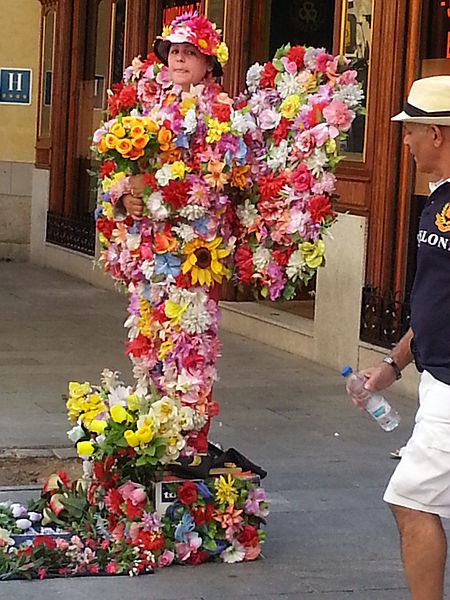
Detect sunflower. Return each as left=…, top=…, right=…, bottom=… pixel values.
left=181, top=237, right=230, bottom=287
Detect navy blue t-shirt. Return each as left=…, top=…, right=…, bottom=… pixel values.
left=411, top=181, right=450, bottom=385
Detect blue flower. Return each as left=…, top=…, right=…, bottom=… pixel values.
left=235, top=138, right=248, bottom=165
left=195, top=481, right=214, bottom=502
left=174, top=512, right=195, bottom=543
left=176, top=133, right=189, bottom=148
left=154, top=253, right=181, bottom=278
left=128, top=223, right=140, bottom=235
left=208, top=539, right=228, bottom=556
left=224, top=150, right=233, bottom=169
left=193, top=217, right=209, bottom=237
left=94, top=206, right=103, bottom=220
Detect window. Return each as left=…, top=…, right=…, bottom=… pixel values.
left=36, top=4, right=56, bottom=169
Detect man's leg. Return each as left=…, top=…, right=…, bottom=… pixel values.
left=389, top=503, right=447, bottom=600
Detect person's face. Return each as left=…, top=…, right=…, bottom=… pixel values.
left=403, top=122, right=440, bottom=174
left=167, top=43, right=212, bottom=90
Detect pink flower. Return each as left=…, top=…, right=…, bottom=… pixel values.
left=56, top=538, right=69, bottom=551
left=37, top=567, right=47, bottom=580
left=158, top=549, right=175, bottom=568
left=118, top=481, right=147, bottom=505
left=105, top=561, right=119, bottom=574
left=280, top=56, right=297, bottom=74
left=322, top=100, right=354, bottom=132
left=245, top=543, right=261, bottom=561
left=175, top=532, right=202, bottom=561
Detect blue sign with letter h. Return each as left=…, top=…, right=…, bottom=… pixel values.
left=0, top=68, right=32, bottom=104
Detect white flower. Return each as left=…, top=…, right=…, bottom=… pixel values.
left=178, top=406, right=195, bottom=431
left=220, top=541, right=246, bottom=563
left=126, top=233, right=141, bottom=251
left=151, top=397, right=178, bottom=425
left=180, top=302, right=212, bottom=334
left=246, top=63, right=263, bottom=92
left=27, top=512, right=42, bottom=523
left=184, top=108, right=197, bottom=134
left=276, top=72, right=301, bottom=99
left=231, top=110, right=257, bottom=134
left=306, top=147, right=328, bottom=177
left=286, top=249, right=305, bottom=279
left=156, top=164, right=174, bottom=187
left=108, top=385, right=131, bottom=407
left=333, top=84, right=364, bottom=109
left=266, top=139, right=289, bottom=171
left=257, top=108, right=281, bottom=131
left=179, top=204, right=206, bottom=220
left=141, top=260, right=155, bottom=280
left=11, top=504, right=27, bottom=519
left=0, top=528, right=15, bottom=546
left=253, top=246, right=271, bottom=271
left=100, top=369, right=123, bottom=390
left=16, top=518, right=32, bottom=531
left=236, top=198, right=258, bottom=228
left=147, top=191, right=169, bottom=221
left=173, top=223, right=195, bottom=242
left=124, top=313, right=139, bottom=339
left=67, top=423, right=85, bottom=443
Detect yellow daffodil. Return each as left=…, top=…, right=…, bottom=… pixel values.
left=164, top=300, right=188, bottom=325
left=124, top=429, right=139, bottom=447
left=90, top=419, right=107, bottom=434
left=206, top=118, right=230, bottom=144
left=69, top=381, right=91, bottom=398
left=181, top=237, right=231, bottom=287
left=159, top=339, right=174, bottom=360
left=281, top=95, right=301, bottom=120
left=110, top=404, right=129, bottom=423
left=215, top=474, right=238, bottom=505
left=77, top=441, right=94, bottom=456
left=136, top=424, right=153, bottom=445
left=300, top=240, right=325, bottom=269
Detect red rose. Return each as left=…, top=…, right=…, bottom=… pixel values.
left=309, top=195, right=333, bottom=223
left=286, top=46, right=306, bottom=68
left=273, top=117, right=290, bottom=146
left=212, top=102, right=231, bottom=122
left=235, top=245, right=254, bottom=284
left=291, top=164, right=314, bottom=192
left=100, top=160, right=117, bottom=179
left=177, top=481, right=198, bottom=506
left=190, top=502, right=214, bottom=525
left=187, top=550, right=210, bottom=565
left=260, top=62, right=278, bottom=88
left=237, top=525, right=259, bottom=548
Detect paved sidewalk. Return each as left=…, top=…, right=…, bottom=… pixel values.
left=0, top=262, right=435, bottom=599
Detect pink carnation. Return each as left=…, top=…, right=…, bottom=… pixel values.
left=322, top=99, right=354, bottom=132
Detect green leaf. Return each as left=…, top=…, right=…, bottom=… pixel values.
left=272, top=58, right=285, bottom=72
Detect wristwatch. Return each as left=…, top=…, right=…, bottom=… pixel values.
left=383, top=356, right=402, bottom=380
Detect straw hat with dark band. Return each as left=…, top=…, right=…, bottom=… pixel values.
left=154, top=12, right=228, bottom=79
left=392, top=76, right=450, bottom=126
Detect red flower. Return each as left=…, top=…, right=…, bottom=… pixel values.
left=37, top=567, right=47, bottom=580
left=134, top=531, right=165, bottom=552
left=237, top=524, right=259, bottom=548
left=272, top=246, right=294, bottom=267
left=309, top=195, right=333, bottom=223
left=260, top=62, right=278, bottom=88
left=177, top=481, right=198, bottom=506
left=273, top=117, right=290, bottom=146
left=316, top=52, right=334, bottom=74
left=119, top=85, right=138, bottom=109
left=190, top=502, right=214, bottom=525
left=33, top=535, right=56, bottom=549
left=96, top=217, right=115, bottom=240
left=104, top=488, right=122, bottom=515
left=142, top=52, right=159, bottom=69
left=307, top=102, right=328, bottom=127
left=291, top=164, right=314, bottom=192
left=175, top=272, right=191, bottom=288
left=235, top=245, right=254, bottom=284
left=125, top=498, right=144, bottom=520
left=191, top=430, right=208, bottom=452
left=258, top=172, right=286, bottom=201
left=187, top=550, right=210, bottom=565
left=286, top=45, right=306, bottom=68
left=162, top=179, right=190, bottom=210
left=107, top=83, right=138, bottom=117
left=182, top=353, right=205, bottom=372
left=88, top=564, right=99, bottom=574
left=105, top=561, right=118, bottom=574
left=142, top=172, right=157, bottom=190
left=100, top=161, right=117, bottom=179
left=126, top=333, right=153, bottom=358
left=212, top=102, right=231, bottom=122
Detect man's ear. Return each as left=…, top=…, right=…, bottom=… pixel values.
left=430, top=125, right=444, bottom=147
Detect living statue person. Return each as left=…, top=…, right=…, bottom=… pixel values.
left=346, top=75, right=450, bottom=600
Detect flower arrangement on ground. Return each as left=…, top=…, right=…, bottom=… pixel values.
left=233, top=44, right=364, bottom=301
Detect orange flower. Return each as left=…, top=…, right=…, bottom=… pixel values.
left=132, top=134, right=149, bottom=149
left=155, top=229, right=178, bottom=254
left=127, top=147, right=145, bottom=161
left=116, top=138, right=133, bottom=155
left=159, top=147, right=181, bottom=164
left=105, top=133, right=118, bottom=149
left=130, top=124, right=145, bottom=137
left=213, top=504, right=243, bottom=529
left=157, top=127, right=173, bottom=152
left=204, top=160, right=227, bottom=191
left=97, top=137, right=108, bottom=154
left=231, top=163, right=250, bottom=190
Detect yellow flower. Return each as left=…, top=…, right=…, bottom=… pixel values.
left=300, top=240, right=325, bottom=269
left=132, top=134, right=149, bottom=149
left=157, top=127, right=173, bottom=151
left=90, top=419, right=107, bottom=434
left=197, top=38, right=208, bottom=50
left=281, top=95, right=301, bottom=120
left=136, top=424, right=153, bottom=445
left=180, top=97, right=196, bottom=116
left=110, top=122, right=126, bottom=138
left=130, top=123, right=145, bottom=137
left=102, top=170, right=126, bottom=193
left=325, top=138, right=337, bottom=154
left=116, top=138, right=133, bottom=155
left=97, top=137, right=108, bottom=154
left=299, top=71, right=318, bottom=94
left=206, top=118, right=230, bottom=144
left=161, top=25, right=171, bottom=38
left=142, top=117, right=159, bottom=133
left=124, top=429, right=139, bottom=448
left=77, top=441, right=94, bottom=456
left=181, top=237, right=230, bottom=287
left=138, top=298, right=151, bottom=337
left=105, top=133, right=118, bottom=149
left=215, top=474, right=238, bottom=505
left=231, top=163, right=251, bottom=190
left=216, top=42, right=229, bottom=66
left=110, top=404, right=128, bottom=423
left=164, top=300, right=188, bottom=325
left=101, top=201, right=113, bottom=219
left=69, top=381, right=91, bottom=398
left=170, top=160, right=188, bottom=180
left=127, top=394, right=140, bottom=412
left=159, top=339, right=174, bottom=360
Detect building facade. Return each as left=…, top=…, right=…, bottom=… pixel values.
left=2, top=0, right=450, bottom=394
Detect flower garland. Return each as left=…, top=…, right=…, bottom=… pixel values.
left=233, top=44, right=364, bottom=301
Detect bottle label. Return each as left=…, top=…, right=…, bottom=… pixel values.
left=372, top=406, right=386, bottom=418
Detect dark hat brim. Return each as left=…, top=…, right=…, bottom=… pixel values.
left=153, top=37, right=223, bottom=78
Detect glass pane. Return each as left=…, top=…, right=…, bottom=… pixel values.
left=111, top=0, right=126, bottom=84
left=206, top=0, right=225, bottom=30
left=339, top=0, right=373, bottom=160
left=162, top=1, right=202, bottom=27
left=39, top=9, right=55, bottom=138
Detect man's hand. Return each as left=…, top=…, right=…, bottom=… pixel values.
left=122, top=174, right=146, bottom=219
left=346, top=364, right=397, bottom=411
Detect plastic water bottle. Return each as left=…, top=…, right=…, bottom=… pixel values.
left=341, top=365, right=400, bottom=431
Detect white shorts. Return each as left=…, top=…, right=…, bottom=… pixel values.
left=384, top=370, right=450, bottom=518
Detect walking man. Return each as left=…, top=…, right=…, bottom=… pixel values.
left=347, top=75, right=450, bottom=600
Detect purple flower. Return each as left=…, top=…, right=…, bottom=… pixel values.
left=142, top=511, right=162, bottom=532
left=267, top=262, right=286, bottom=301
left=11, top=504, right=27, bottom=519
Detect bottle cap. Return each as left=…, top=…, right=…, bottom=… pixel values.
left=341, top=365, right=353, bottom=378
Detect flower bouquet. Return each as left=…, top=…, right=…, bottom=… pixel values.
left=233, top=44, right=364, bottom=301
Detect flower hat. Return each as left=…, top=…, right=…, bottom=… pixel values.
left=154, top=12, right=228, bottom=78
